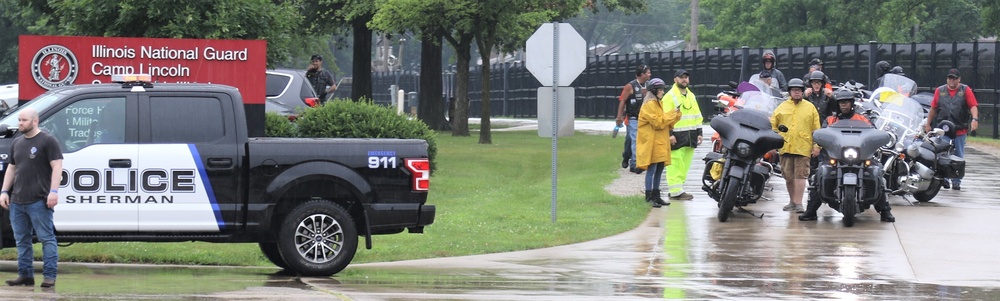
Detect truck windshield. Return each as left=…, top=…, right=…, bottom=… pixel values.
left=0, top=91, right=66, bottom=129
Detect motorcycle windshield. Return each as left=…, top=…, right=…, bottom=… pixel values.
left=874, top=92, right=925, bottom=144
left=814, top=119, right=890, bottom=160
left=748, top=74, right=784, bottom=99
left=879, top=74, right=918, bottom=97
left=734, top=91, right=778, bottom=115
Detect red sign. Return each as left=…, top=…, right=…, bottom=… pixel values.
left=18, top=35, right=267, bottom=104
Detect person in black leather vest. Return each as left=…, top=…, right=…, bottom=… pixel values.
left=616, top=64, right=651, bottom=173
left=925, top=68, right=979, bottom=190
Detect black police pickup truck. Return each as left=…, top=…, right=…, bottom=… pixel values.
left=0, top=75, right=435, bottom=276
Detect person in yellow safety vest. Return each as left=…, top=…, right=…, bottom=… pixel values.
left=660, top=69, right=703, bottom=201
left=770, top=78, right=821, bottom=213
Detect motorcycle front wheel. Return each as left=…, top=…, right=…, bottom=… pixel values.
left=841, top=186, right=857, bottom=227
left=718, top=180, right=739, bottom=222
left=913, top=178, right=943, bottom=202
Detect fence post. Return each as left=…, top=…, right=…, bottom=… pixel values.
left=740, top=46, right=749, bottom=82
left=995, top=41, right=1000, bottom=139
left=869, top=41, right=878, bottom=88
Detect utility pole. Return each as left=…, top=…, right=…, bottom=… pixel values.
left=687, top=0, right=699, bottom=51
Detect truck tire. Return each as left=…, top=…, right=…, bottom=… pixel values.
left=258, top=242, right=288, bottom=269
left=277, top=200, right=358, bottom=276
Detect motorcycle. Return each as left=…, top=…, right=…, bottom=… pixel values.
left=873, top=91, right=965, bottom=202
left=810, top=119, right=891, bottom=227
left=702, top=90, right=785, bottom=222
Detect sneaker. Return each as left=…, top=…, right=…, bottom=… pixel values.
left=621, top=157, right=629, bottom=169
left=5, top=276, right=34, bottom=286
left=40, top=278, right=55, bottom=288
left=782, top=203, right=795, bottom=211
left=953, top=184, right=961, bottom=191
left=794, top=204, right=805, bottom=213
left=669, top=192, right=694, bottom=200
left=942, top=181, right=951, bottom=189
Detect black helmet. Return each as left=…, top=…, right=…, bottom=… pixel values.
left=810, top=58, right=824, bottom=66
left=890, top=66, right=904, bottom=75
left=875, top=61, right=891, bottom=76
left=833, top=89, right=856, bottom=102
left=787, top=78, right=805, bottom=92
left=808, top=71, right=825, bottom=83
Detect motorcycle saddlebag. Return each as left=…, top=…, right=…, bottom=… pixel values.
left=937, top=154, right=965, bottom=178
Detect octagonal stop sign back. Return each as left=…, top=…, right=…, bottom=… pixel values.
left=526, top=23, right=586, bottom=137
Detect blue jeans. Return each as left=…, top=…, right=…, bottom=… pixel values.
left=645, top=162, right=665, bottom=191
left=10, top=200, right=58, bottom=280
left=942, top=134, right=967, bottom=186
left=624, top=118, right=638, bottom=169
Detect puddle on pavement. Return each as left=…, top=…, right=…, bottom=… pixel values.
left=0, top=262, right=334, bottom=300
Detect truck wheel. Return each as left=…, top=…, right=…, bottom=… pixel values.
left=258, top=242, right=288, bottom=269
left=277, top=200, right=358, bottom=276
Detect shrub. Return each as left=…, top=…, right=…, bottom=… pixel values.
left=264, top=112, right=296, bottom=137
left=295, top=99, right=437, bottom=171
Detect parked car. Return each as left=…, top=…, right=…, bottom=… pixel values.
left=0, top=84, right=17, bottom=113
left=266, top=69, right=319, bottom=119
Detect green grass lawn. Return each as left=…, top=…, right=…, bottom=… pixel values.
left=0, top=130, right=650, bottom=267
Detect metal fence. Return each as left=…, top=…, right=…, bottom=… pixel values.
left=372, top=41, right=1000, bottom=139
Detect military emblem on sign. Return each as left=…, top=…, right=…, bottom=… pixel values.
left=31, top=44, right=79, bottom=90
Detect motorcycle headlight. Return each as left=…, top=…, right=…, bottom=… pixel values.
left=884, top=132, right=897, bottom=149
left=843, top=147, right=860, bottom=162
left=894, top=141, right=905, bottom=153
left=736, top=141, right=752, bottom=158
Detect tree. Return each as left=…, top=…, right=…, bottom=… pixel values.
left=7, top=0, right=301, bottom=67
left=0, top=0, right=28, bottom=83
left=472, top=0, right=584, bottom=144
left=697, top=0, right=986, bottom=48
left=372, top=0, right=482, bottom=137
left=305, top=0, right=376, bottom=102
left=370, top=0, right=452, bottom=131
left=985, top=0, right=1000, bottom=37
left=567, top=0, right=693, bottom=56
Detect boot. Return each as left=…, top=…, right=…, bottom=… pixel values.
left=798, top=197, right=823, bottom=221
left=875, top=197, right=895, bottom=222
left=879, top=210, right=895, bottom=222
left=645, top=190, right=661, bottom=208
left=653, top=189, right=671, bottom=206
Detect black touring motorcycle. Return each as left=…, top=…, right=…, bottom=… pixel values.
left=702, top=90, right=784, bottom=222
left=811, top=119, right=892, bottom=226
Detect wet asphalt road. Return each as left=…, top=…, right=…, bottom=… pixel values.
left=2, top=121, right=1000, bottom=300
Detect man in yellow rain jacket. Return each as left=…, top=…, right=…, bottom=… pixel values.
left=770, top=78, right=821, bottom=213
left=660, top=69, right=703, bottom=201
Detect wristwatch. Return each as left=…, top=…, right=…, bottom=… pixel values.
left=972, top=118, right=979, bottom=121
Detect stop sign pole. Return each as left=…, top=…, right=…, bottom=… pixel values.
left=525, top=22, right=586, bottom=223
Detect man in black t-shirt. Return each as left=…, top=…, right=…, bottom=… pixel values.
left=306, top=54, right=337, bottom=103
left=1, top=108, right=64, bottom=288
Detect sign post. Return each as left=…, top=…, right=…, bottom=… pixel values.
left=525, top=22, right=586, bottom=222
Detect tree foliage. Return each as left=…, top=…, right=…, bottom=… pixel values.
left=698, top=0, right=985, bottom=48
left=7, top=0, right=301, bottom=67
left=567, top=0, right=691, bottom=55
